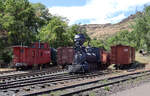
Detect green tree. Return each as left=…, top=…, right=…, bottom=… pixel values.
left=0, top=0, right=39, bottom=45
left=32, top=3, right=52, bottom=21
left=39, top=18, right=90, bottom=48
left=39, top=16, right=68, bottom=48
left=0, top=0, right=43, bottom=63
left=131, top=6, right=150, bottom=50
left=31, top=3, right=52, bottom=34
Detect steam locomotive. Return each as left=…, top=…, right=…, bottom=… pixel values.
left=68, top=34, right=106, bottom=73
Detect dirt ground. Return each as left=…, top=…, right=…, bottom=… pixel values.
left=111, top=78, right=150, bottom=96
left=135, top=52, right=150, bottom=69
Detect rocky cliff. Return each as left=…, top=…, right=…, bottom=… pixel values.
left=81, top=12, right=141, bottom=39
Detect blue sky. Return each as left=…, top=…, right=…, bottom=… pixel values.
left=29, top=0, right=87, bottom=7
left=29, top=0, right=150, bottom=25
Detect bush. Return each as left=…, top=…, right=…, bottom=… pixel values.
left=0, top=48, right=12, bottom=64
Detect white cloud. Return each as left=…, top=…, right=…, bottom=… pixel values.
left=49, top=0, right=150, bottom=25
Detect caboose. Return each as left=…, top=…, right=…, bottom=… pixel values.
left=12, top=42, right=51, bottom=69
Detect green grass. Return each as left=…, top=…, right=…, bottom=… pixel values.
left=104, top=86, right=110, bottom=91
left=103, top=79, right=108, bottom=83
left=49, top=91, right=64, bottom=96
left=89, top=92, right=96, bottom=96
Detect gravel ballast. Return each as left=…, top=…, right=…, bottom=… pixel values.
left=79, top=74, right=150, bottom=96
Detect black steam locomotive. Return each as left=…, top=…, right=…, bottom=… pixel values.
left=68, top=34, right=101, bottom=73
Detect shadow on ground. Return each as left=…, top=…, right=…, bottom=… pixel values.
left=130, top=61, right=146, bottom=70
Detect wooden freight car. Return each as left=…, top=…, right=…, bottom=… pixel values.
left=12, top=42, right=51, bottom=69
left=110, top=44, right=135, bottom=69
left=57, top=47, right=74, bottom=68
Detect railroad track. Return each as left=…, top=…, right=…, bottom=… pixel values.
left=0, top=72, right=70, bottom=89
left=0, top=70, right=113, bottom=96
left=20, top=70, right=150, bottom=96
left=0, top=71, right=104, bottom=89
left=0, top=68, right=67, bottom=82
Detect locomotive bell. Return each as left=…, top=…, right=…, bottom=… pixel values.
left=74, top=34, right=86, bottom=45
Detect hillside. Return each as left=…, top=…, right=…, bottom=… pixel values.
left=81, top=12, right=141, bottom=39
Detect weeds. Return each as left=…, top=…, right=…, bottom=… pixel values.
left=104, top=86, right=110, bottom=91
left=103, top=79, right=108, bottom=83
left=89, top=92, right=96, bottom=96
left=49, top=91, right=63, bottom=96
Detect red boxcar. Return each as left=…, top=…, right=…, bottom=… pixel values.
left=12, top=42, right=51, bottom=68
left=110, top=45, right=135, bottom=67
left=57, top=47, right=74, bottom=68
